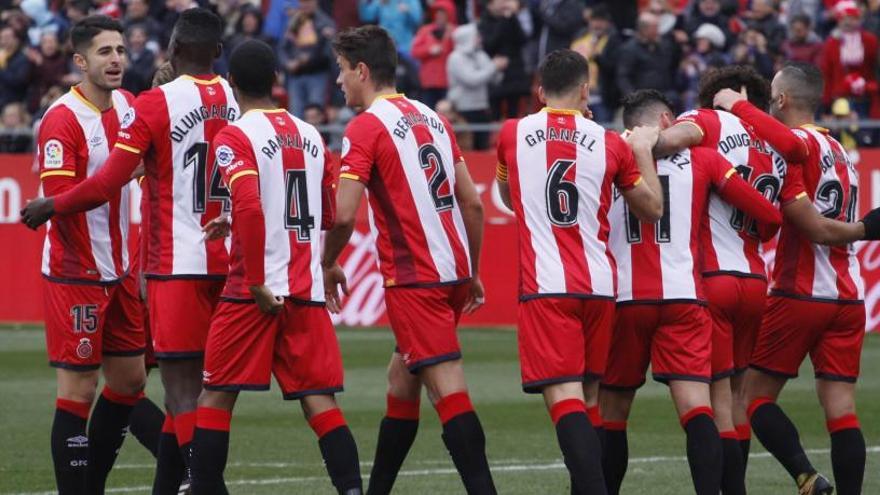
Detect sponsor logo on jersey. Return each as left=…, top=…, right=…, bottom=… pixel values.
left=76, top=338, right=92, bottom=359
left=43, top=139, right=63, bottom=169
left=341, top=137, right=351, bottom=158
left=206, top=85, right=216, bottom=96
left=202, top=370, right=212, bottom=383
left=66, top=435, right=89, bottom=448
left=216, top=145, right=235, bottom=168
left=120, top=107, right=136, bottom=129
left=89, top=135, right=104, bottom=148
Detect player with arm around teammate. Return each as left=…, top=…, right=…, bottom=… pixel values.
left=322, top=26, right=495, bottom=495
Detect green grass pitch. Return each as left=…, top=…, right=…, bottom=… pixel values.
left=1, top=326, right=877, bottom=494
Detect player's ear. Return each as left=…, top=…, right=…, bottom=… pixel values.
left=72, top=52, right=86, bottom=72
left=214, top=42, right=222, bottom=60
left=357, top=62, right=368, bottom=82
left=580, top=82, right=589, bottom=101
left=659, top=111, right=674, bottom=130
left=537, top=86, right=546, bottom=105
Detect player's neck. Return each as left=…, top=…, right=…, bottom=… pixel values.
left=365, top=86, right=400, bottom=106
left=543, top=97, right=584, bottom=114
left=783, top=111, right=814, bottom=129
left=237, top=96, right=277, bottom=115
left=76, top=80, right=113, bottom=112
left=175, top=61, right=214, bottom=79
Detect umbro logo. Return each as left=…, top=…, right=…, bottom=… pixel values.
left=89, top=136, right=103, bottom=147
left=66, top=435, right=88, bottom=448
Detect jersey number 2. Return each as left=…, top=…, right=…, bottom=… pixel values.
left=419, top=144, right=454, bottom=211
left=185, top=142, right=230, bottom=213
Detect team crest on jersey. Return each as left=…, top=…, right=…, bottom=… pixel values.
left=120, top=107, right=136, bottom=129
left=76, top=338, right=93, bottom=359
left=341, top=137, right=351, bottom=158
left=275, top=116, right=286, bottom=126
left=216, top=145, right=235, bottom=168
left=206, top=85, right=216, bottom=96
left=43, top=139, right=63, bottom=169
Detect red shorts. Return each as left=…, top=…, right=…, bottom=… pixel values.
left=202, top=300, right=344, bottom=398
left=704, top=275, right=768, bottom=379
left=384, top=282, right=469, bottom=372
left=603, top=303, right=712, bottom=389
left=43, top=275, right=145, bottom=370
left=142, top=305, right=157, bottom=369
left=517, top=297, right=614, bottom=393
left=147, top=278, right=224, bottom=359
left=750, top=296, right=865, bottom=382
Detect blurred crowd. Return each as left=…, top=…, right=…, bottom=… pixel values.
left=1, top=0, right=880, bottom=152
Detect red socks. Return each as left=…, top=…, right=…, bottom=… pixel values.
left=679, top=406, right=714, bottom=429
left=549, top=398, right=587, bottom=425
left=174, top=410, right=197, bottom=447
left=586, top=405, right=602, bottom=428
left=56, top=398, right=91, bottom=419
left=100, top=386, right=143, bottom=406
left=827, top=414, right=860, bottom=434
left=196, top=407, right=232, bottom=432
left=309, top=408, right=348, bottom=438
left=435, top=392, right=474, bottom=425
left=604, top=420, right=627, bottom=432
left=735, top=423, right=751, bottom=441
left=746, top=396, right=774, bottom=421
left=386, top=394, right=420, bottom=420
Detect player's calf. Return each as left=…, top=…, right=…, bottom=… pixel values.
left=598, top=387, right=634, bottom=495
left=818, top=380, right=864, bottom=495
left=543, top=383, right=606, bottom=495
left=670, top=381, right=722, bottom=495
left=302, top=395, right=363, bottom=495
left=710, top=378, right=745, bottom=495
left=53, top=369, right=98, bottom=495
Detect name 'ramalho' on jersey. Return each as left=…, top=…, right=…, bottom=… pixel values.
left=114, top=74, right=239, bottom=278
left=496, top=108, right=643, bottom=300
left=38, top=87, right=134, bottom=284
left=339, top=94, right=471, bottom=288
left=610, top=146, right=783, bottom=303
left=675, top=108, right=793, bottom=278
left=212, top=109, right=335, bottom=302
left=771, top=126, right=864, bottom=302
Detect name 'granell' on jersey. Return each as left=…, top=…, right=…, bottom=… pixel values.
left=170, top=103, right=238, bottom=142
left=392, top=111, right=447, bottom=139
left=718, top=131, right=771, bottom=155
left=524, top=127, right=598, bottom=151
left=261, top=132, right=320, bottom=160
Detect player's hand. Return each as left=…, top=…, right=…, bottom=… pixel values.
left=860, top=207, right=880, bottom=240
left=713, top=87, right=748, bottom=111
left=625, top=125, right=660, bottom=150
left=462, top=276, right=486, bottom=315
left=20, top=197, right=55, bottom=230
left=202, top=215, right=230, bottom=241
left=249, top=285, right=284, bottom=314
left=323, top=263, right=349, bottom=314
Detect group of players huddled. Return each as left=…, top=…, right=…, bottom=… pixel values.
left=18, top=6, right=880, bottom=495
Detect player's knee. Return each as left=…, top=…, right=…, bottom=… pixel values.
left=420, top=359, right=466, bottom=402
left=197, top=389, right=237, bottom=411
left=599, top=389, right=635, bottom=422
left=57, top=369, right=99, bottom=404
left=301, top=394, right=338, bottom=419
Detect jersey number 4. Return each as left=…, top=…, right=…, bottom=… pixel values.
left=185, top=142, right=230, bottom=213
left=285, top=169, right=316, bottom=242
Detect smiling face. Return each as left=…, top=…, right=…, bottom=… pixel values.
left=76, top=30, right=127, bottom=91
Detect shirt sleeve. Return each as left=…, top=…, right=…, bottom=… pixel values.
left=495, top=119, right=516, bottom=183
left=37, top=107, right=83, bottom=187
left=730, top=100, right=809, bottom=164
left=338, top=114, right=379, bottom=184
left=673, top=109, right=709, bottom=147
left=114, top=89, right=161, bottom=155
left=322, top=145, right=338, bottom=230
left=213, top=127, right=259, bottom=190
left=607, top=131, right=642, bottom=191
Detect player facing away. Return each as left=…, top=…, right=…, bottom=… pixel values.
left=600, top=90, right=782, bottom=495
left=731, top=63, right=880, bottom=495
left=322, top=26, right=494, bottom=495
left=189, top=40, right=363, bottom=495
left=652, top=65, right=808, bottom=493
left=21, top=9, right=238, bottom=493
left=494, top=52, right=665, bottom=495
left=30, top=16, right=166, bottom=494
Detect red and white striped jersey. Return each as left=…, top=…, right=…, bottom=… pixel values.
left=213, top=109, right=334, bottom=302
left=675, top=109, right=797, bottom=278
left=339, top=94, right=471, bottom=287
left=610, top=147, right=781, bottom=303
left=39, top=87, right=134, bottom=284
left=115, top=74, right=239, bottom=278
left=496, top=108, right=642, bottom=300
left=771, top=126, right=864, bottom=302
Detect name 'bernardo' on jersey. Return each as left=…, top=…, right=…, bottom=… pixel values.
left=261, top=131, right=320, bottom=160
left=524, top=126, right=598, bottom=151
left=170, top=103, right=238, bottom=143
left=392, top=111, right=447, bottom=139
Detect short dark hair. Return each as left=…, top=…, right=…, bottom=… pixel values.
left=228, top=39, right=276, bottom=99
left=698, top=65, right=771, bottom=110
left=590, top=4, right=611, bottom=21
left=332, top=26, right=398, bottom=88
left=69, top=15, right=123, bottom=54
left=777, top=61, right=824, bottom=113
left=539, top=49, right=589, bottom=97
left=171, top=8, right=223, bottom=65
left=622, top=89, right=673, bottom=129
left=789, top=13, right=812, bottom=27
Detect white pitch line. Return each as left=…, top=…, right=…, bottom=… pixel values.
left=10, top=446, right=880, bottom=495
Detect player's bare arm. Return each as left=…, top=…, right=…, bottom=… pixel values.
left=496, top=180, right=512, bottom=210
left=782, top=197, right=875, bottom=245
left=653, top=120, right=702, bottom=158
left=623, top=126, right=664, bottom=222
left=321, top=178, right=365, bottom=313
left=453, top=161, right=485, bottom=314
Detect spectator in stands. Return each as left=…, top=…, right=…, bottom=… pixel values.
left=303, top=102, right=333, bottom=144
left=263, top=0, right=298, bottom=43
left=122, top=24, right=156, bottom=95
left=0, top=101, right=31, bottom=152
left=479, top=0, right=530, bottom=120
left=571, top=4, right=622, bottom=123
left=225, top=4, right=272, bottom=54
left=647, top=0, right=688, bottom=45
left=411, top=0, right=456, bottom=110
left=447, top=23, right=502, bottom=150
left=535, top=0, right=585, bottom=60
left=781, top=13, right=823, bottom=65
left=743, top=0, right=786, bottom=54
left=617, top=12, right=682, bottom=110
left=0, top=25, right=31, bottom=113
left=684, top=0, right=732, bottom=47
left=730, top=28, right=774, bottom=78
left=123, top=0, right=162, bottom=50
left=678, top=23, right=728, bottom=110
left=26, top=31, right=67, bottom=113
left=64, top=0, right=92, bottom=26
left=358, top=0, right=422, bottom=57
left=820, top=1, right=880, bottom=118
left=333, top=0, right=361, bottom=30
left=279, top=0, right=336, bottom=117
left=20, top=0, right=67, bottom=46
